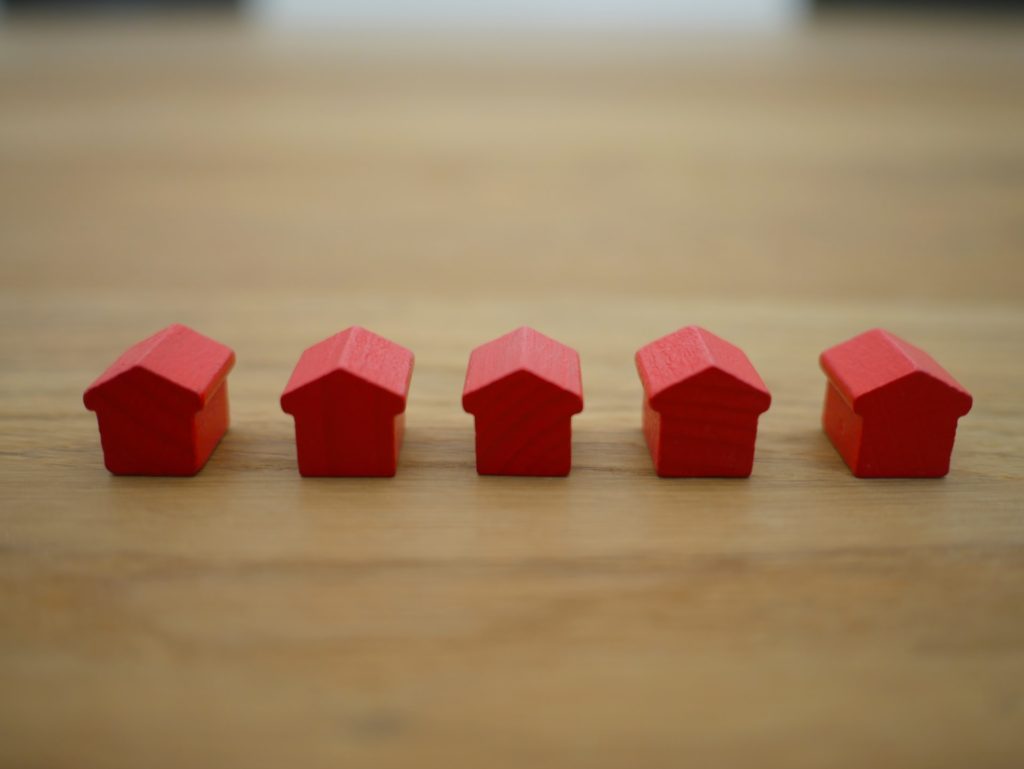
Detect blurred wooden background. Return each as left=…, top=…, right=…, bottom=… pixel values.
left=1, top=17, right=1023, bottom=769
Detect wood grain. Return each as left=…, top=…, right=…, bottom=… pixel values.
left=1, top=17, right=1023, bottom=769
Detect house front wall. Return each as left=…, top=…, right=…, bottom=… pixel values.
left=473, top=409, right=573, bottom=476
left=644, top=393, right=763, bottom=477
left=652, top=409, right=761, bottom=478
left=291, top=398, right=401, bottom=477
left=857, top=413, right=960, bottom=478
left=92, top=399, right=200, bottom=475
left=87, top=365, right=231, bottom=476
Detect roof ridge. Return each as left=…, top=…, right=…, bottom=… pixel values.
left=693, top=326, right=717, bottom=371
left=130, top=324, right=181, bottom=370
left=511, top=326, right=530, bottom=365
left=877, top=328, right=921, bottom=373
left=335, top=326, right=360, bottom=371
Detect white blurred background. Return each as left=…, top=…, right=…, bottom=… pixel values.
left=248, top=0, right=806, bottom=29
left=0, top=0, right=807, bottom=29
left=4, top=0, right=1021, bottom=28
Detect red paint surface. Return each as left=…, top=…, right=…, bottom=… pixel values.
left=462, top=327, right=583, bottom=476
left=83, top=324, right=235, bottom=475
left=635, top=326, right=771, bottom=477
left=820, top=328, right=972, bottom=477
left=280, top=327, right=413, bottom=477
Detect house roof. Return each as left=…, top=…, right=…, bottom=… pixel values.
left=462, top=327, right=583, bottom=414
left=820, top=328, right=972, bottom=416
left=83, top=323, right=235, bottom=412
left=635, top=326, right=770, bottom=412
left=280, top=326, right=413, bottom=414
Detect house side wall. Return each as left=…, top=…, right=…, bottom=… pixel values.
left=193, top=381, right=231, bottom=471
left=822, top=382, right=863, bottom=474
left=642, top=396, right=662, bottom=471
left=393, top=412, right=406, bottom=467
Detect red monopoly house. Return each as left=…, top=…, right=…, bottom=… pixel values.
left=820, top=328, right=973, bottom=478
left=280, top=326, right=414, bottom=477
left=83, top=323, right=236, bottom=476
left=462, top=327, right=583, bottom=476
left=635, top=326, right=771, bottom=477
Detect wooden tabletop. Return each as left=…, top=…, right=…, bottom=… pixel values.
left=2, top=17, right=1023, bottom=769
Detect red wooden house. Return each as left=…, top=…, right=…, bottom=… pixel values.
left=280, top=326, right=414, bottom=477
left=83, top=323, right=235, bottom=476
left=635, top=326, right=771, bottom=477
left=820, top=328, right=972, bottom=477
left=462, top=327, right=583, bottom=476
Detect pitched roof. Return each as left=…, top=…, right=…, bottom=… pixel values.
left=462, top=327, right=583, bottom=413
left=83, top=323, right=235, bottom=411
left=280, top=326, right=413, bottom=414
left=820, top=328, right=972, bottom=415
left=635, top=326, right=770, bottom=412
